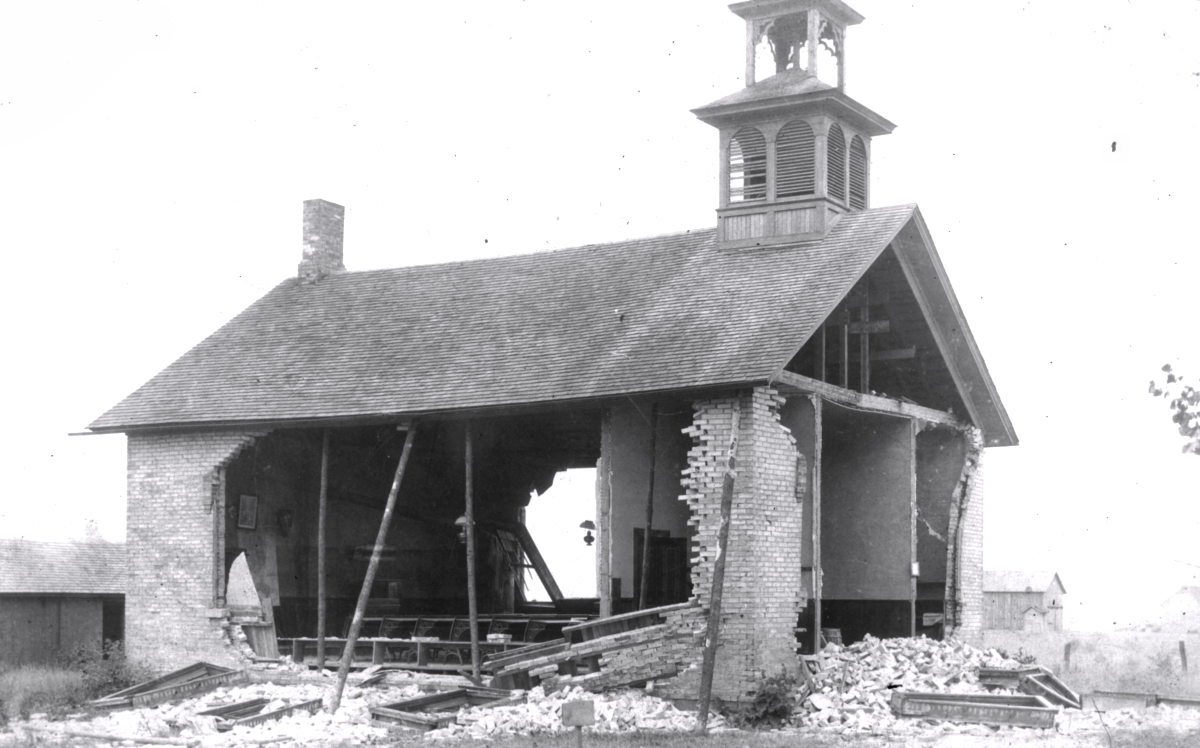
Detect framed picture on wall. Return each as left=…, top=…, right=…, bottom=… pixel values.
left=238, top=495, right=258, bottom=530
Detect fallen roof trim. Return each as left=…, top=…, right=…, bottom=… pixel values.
left=773, top=370, right=965, bottom=428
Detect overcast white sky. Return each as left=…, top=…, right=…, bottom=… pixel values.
left=1, top=0, right=1196, bottom=630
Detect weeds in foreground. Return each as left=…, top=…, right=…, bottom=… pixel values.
left=0, top=641, right=154, bottom=723
left=0, top=666, right=83, bottom=722
left=731, top=672, right=798, bottom=729
left=57, top=640, right=153, bottom=699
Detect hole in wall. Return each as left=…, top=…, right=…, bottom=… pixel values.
left=522, top=468, right=597, bottom=600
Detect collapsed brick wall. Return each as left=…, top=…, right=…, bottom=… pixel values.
left=126, top=431, right=266, bottom=671
left=944, top=427, right=985, bottom=643
left=955, top=447, right=986, bottom=641
left=661, top=387, right=803, bottom=701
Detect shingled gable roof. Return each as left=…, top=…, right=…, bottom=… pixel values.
left=0, top=539, right=126, bottom=596
left=88, top=204, right=1016, bottom=446
left=983, top=571, right=1066, bottom=595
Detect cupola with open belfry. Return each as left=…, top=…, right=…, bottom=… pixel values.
left=694, top=0, right=896, bottom=247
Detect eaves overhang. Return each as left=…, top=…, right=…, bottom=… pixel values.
left=692, top=86, right=896, bottom=137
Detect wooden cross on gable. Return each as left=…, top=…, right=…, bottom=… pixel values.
left=816, top=287, right=915, bottom=393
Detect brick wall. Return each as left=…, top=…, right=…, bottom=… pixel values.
left=664, top=387, right=803, bottom=701
left=955, top=445, right=985, bottom=642
left=126, top=431, right=266, bottom=671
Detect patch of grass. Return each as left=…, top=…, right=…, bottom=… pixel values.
left=57, top=640, right=153, bottom=700
left=1108, top=725, right=1200, bottom=748
left=0, top=665, right=84, bottom=722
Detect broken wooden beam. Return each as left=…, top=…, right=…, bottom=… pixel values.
left=890, top=692, right=1057, bottom=729
left=90, top=663, right=244, bottom=710
left=1019, top=669, right=1081, bottom=710
left=371, top=688, right=522, bottom=731
left=229, top=699, right=323, bottom=729
left=331, top=423, right=417, bottom=712
left=23, top=726, right=197, bottom=747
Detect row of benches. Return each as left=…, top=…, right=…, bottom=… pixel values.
left=282, top=614, right=587, bottom=671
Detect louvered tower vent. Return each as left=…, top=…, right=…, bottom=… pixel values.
left=694, top=0, right=896, bottom=247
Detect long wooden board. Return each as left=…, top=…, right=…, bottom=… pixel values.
left=890, top=692, right=1057, bottom=729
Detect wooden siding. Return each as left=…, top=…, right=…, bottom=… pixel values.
left=0, top=596, right=112, bottom=665
left=777, top=207, right=818, bottom=235
left=724, top=212, right=767, bottom=240
left=983, top=590, right=1064, bottom=631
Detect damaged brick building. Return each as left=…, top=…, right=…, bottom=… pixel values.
left=86, top=0, right=1015, bottom=702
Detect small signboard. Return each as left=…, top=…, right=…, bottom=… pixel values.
left=561, top=700, right=595, bottom=726
left=922, top=613, right=944, bottom=627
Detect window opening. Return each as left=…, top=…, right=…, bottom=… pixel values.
left=827, top=123, right=847, bottom=205
left=776, top=119, right=816, bottom=198
left=849, top=135, right=868, bottom=210
left=729, top=128, right=768, bottom=203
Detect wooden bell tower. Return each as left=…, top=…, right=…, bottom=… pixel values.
left=693, top=0, right=897, bottom=248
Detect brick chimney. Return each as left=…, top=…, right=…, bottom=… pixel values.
left=298, top=199, right=345, bottom=283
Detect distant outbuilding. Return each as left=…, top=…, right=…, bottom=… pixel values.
left=983, top=571, right=1066, bottom=631
left=1160, top=586, right=1200, bottom=632
left=0, top=539, right=126, bottom=665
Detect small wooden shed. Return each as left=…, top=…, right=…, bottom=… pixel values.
left=982, top=571, right=1065, bottom=631
left=1159, top=586, right=1200, bottom=632
left=0, top=539, right=126, bottom=665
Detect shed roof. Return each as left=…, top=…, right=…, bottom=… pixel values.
left=983, top=571, right=1066, bottom=595
left=0, top=539, right=126, bottom=596
left=88, top=205, right=1015, bottom=446
left=1161, top=587, right=1200, bottom=608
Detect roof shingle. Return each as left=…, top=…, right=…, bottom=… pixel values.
left=0, top=539, right=126, bottom=596
left=90, top=207, right=917, bottom=431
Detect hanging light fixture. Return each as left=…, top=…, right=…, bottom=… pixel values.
left=579, top=520, right=596, bottom=546
left=455, top=515, right=469, bottom=544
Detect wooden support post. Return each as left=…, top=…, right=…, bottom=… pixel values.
left=812, top=396, right=823, bottom=654
left=807, top=9, right=820, bottom=78
left=815, top=326, right=826, bottom=383
left=910, top=418, right=918, bottom=639
left=840, top=324, right=849, bottom=389
left=211, top=470, right=224, bottom=608
left=598, top=408, right=613, bottom=618
left=638, top=403, right=659, bottom=611
left=695, top=402, right=741, bottom=735
left=316, top=430, right=330, bottom=670
left=860, top=305, right=871, bottom=394
left=330, top=423, right=417, bottom=713
left=465, top=425, right=482, bottom=679
left=745, top=20, right=756, bottom=86
left=837, top=27, right=846, bottom=90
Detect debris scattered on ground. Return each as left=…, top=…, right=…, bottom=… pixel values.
left=425, top=685, right=726, bottom=740
left=5, top=638, right=1199, bottom=745
left=791, top=635, right=1036, bottom=731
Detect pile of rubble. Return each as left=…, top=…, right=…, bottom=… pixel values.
left=9, top=674, right=428, bottom=746
left=791, top=635, right=1028, bottom=731
left=426, top=685, right=726, bottom=740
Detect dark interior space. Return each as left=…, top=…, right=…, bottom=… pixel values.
left=101, top=596, right=124, bottom=645
left=223, top=409, right=602, bottom=638
left=819, top=402, right=913, bottom=644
